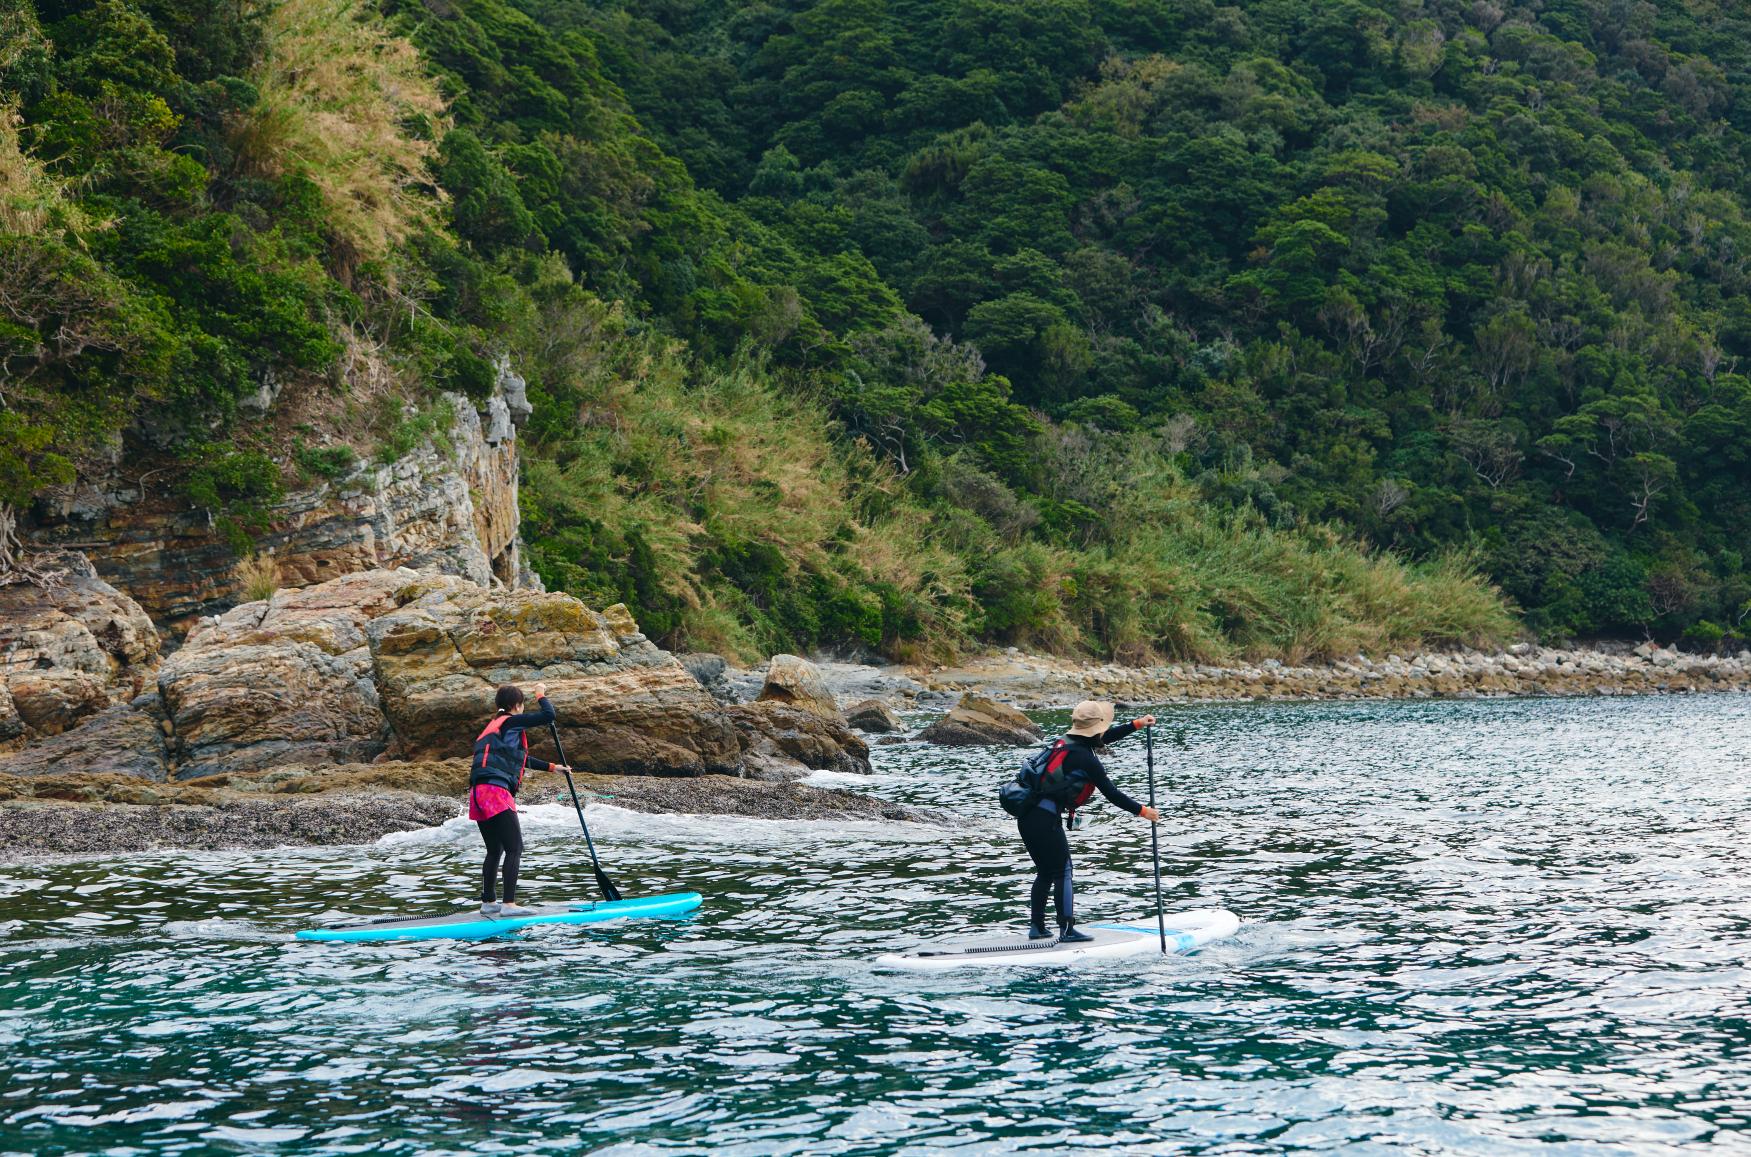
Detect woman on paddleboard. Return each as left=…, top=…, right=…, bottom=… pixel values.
left=471, top=682, right=571, bottom=918
left=1020, top=700, right=1159, bottom=942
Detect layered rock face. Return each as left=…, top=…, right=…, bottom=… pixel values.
left=25, top=388, right=529, bottom=634
left=0, top=554, right=160, bottom=744
left=367, top=581, right=869, bottom=777
left=0, top=702, right=172, bottom=780
left=158, top=571, right=404, bottom=779
left=368, top=580, right=744, bottom=773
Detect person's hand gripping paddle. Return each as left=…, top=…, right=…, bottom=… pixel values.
left=547, top=721, right=623, bottom=902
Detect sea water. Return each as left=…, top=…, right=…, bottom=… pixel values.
left=2, top=696, right=1749, bottom=1155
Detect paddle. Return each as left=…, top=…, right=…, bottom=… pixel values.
left=547, top=722, right=623, bottom=903
left=1145, top=724, right=1167, bottom=954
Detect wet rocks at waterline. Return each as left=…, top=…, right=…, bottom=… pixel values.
left=0, top=569, right=871, bottom=785
left=843, top=699, right=904, bottom=733
left=916, top=693, right=1043, bottom=746
left=913, top=646, right=1751, bottom=703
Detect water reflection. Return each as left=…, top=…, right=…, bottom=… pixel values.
left=1, top=695, right=1748, bottom=1153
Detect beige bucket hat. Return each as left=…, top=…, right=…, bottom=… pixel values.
left=1067, top=700, right=1114, bottom=737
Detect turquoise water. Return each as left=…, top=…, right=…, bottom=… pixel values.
left=3, top=696, right=1750, bottom=1155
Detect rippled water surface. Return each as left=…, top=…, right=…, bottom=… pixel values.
left=4, top=696, right=1751, bottom=1155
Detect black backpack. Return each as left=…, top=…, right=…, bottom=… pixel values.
left=998, top=738, right=1074, bottom=817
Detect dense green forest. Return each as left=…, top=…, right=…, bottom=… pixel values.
left=3, top=0, right=1747, bottom=660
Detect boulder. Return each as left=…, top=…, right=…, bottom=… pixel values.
left=155, top=569, right=408, bottom=779
left=678, top=652, right=738, bottom=704
left=723, top=702, right=872, bottom=781
left=367, top=584, right=745, bottom=774
left=917, top=693, right=1042, bottom=746
left=600, top=602, right=641, bottom=639
left=159, top=640, right=387, bottom=780
left=756, top=654, right=841, bottom=719
left=844, top=698, right=904, bottom=733
left=182, top=569, right=415, bottom=655
left=0, top=699, right=171, bottom=780
left=0, top=554, right=161, bottom=739
left=363, top=584, right=874, bottom=778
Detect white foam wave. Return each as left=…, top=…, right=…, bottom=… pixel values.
left=375, top=802, right=944, bottom=850
left=800, top=769, right=901, bottom=787
left=160, top=918, right=281, bottom=943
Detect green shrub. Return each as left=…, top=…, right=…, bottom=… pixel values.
left=183, top=444, right=284, bottom=555
left=373, top=397, right=454, bottom=464
left=1681, top=620, right=1726, bottom=653
left=294, top=442, right=358, bottom=480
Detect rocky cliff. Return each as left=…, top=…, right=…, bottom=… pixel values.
left=23, top=372, right=533, bottom=635
left=0, top=569, right=870, bottom=783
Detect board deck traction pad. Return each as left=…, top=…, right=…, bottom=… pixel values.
left=295, top=891, right=702, bottom=942
left=916, top=926, right=1145, bottom=956
left=878, top=908, right=1240, bottom=968
left=912, top=925, right=1194, bottom=957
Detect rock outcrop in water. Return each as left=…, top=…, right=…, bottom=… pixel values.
left=918, top=693, right=1043, bottom=746
left=844, top=699, right=904, bottom=733
left=0, top=569, right=872, bottom=783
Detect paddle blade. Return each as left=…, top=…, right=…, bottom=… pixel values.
left=595, top=868, right=623, bottom=903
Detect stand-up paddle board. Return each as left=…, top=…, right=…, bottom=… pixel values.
left=875, top=908, right=1239, bottom=971
left=295, top=891, right=702, bottom=943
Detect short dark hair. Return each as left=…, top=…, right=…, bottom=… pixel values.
left=495, top=685, right=525, bottom=712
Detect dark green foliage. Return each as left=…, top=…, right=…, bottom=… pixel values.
left=558, top=0, right=1751, bottom=644
left=182, top=443, right=283, bottom=554
left=373, top=397, right=455, bottom=464
left=2, top=0, right=339, bottom=555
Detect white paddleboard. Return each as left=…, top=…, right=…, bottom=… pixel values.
left=875, top=908, right=1240, bottom=972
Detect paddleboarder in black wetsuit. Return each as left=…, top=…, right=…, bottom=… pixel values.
left=1020, top=701, right=1159, bottom=942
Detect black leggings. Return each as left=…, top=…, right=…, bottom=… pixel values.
left=478, top=808, right=523, bottom=904
left=1018, top=806, right=1075, bottom=930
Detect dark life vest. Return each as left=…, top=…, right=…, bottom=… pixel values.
left=998, top=738, right=1091, bottom=816
left=471, top=714, right=530, bottom=794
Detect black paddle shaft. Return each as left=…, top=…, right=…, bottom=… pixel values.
left=547, top=722, right=623, bottom=902
left=1146, top=725, right=1166, bottom=954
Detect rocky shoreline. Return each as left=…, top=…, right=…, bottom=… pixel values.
left=735, top=643, right=1751, bottom=710
left=0, top=759, right=944, bottom=861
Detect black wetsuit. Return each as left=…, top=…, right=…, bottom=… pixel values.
left=1018, top=722, right=1145, bottom=932
left=474, top=699, right=555, bottom=905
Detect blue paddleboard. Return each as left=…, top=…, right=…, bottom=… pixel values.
left=295, top=891, right=703, bottom=943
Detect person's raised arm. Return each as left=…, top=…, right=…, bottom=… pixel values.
left=1098, top=713, right=1156, bottom=746
left=506, top=683, right=558, bottom=728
